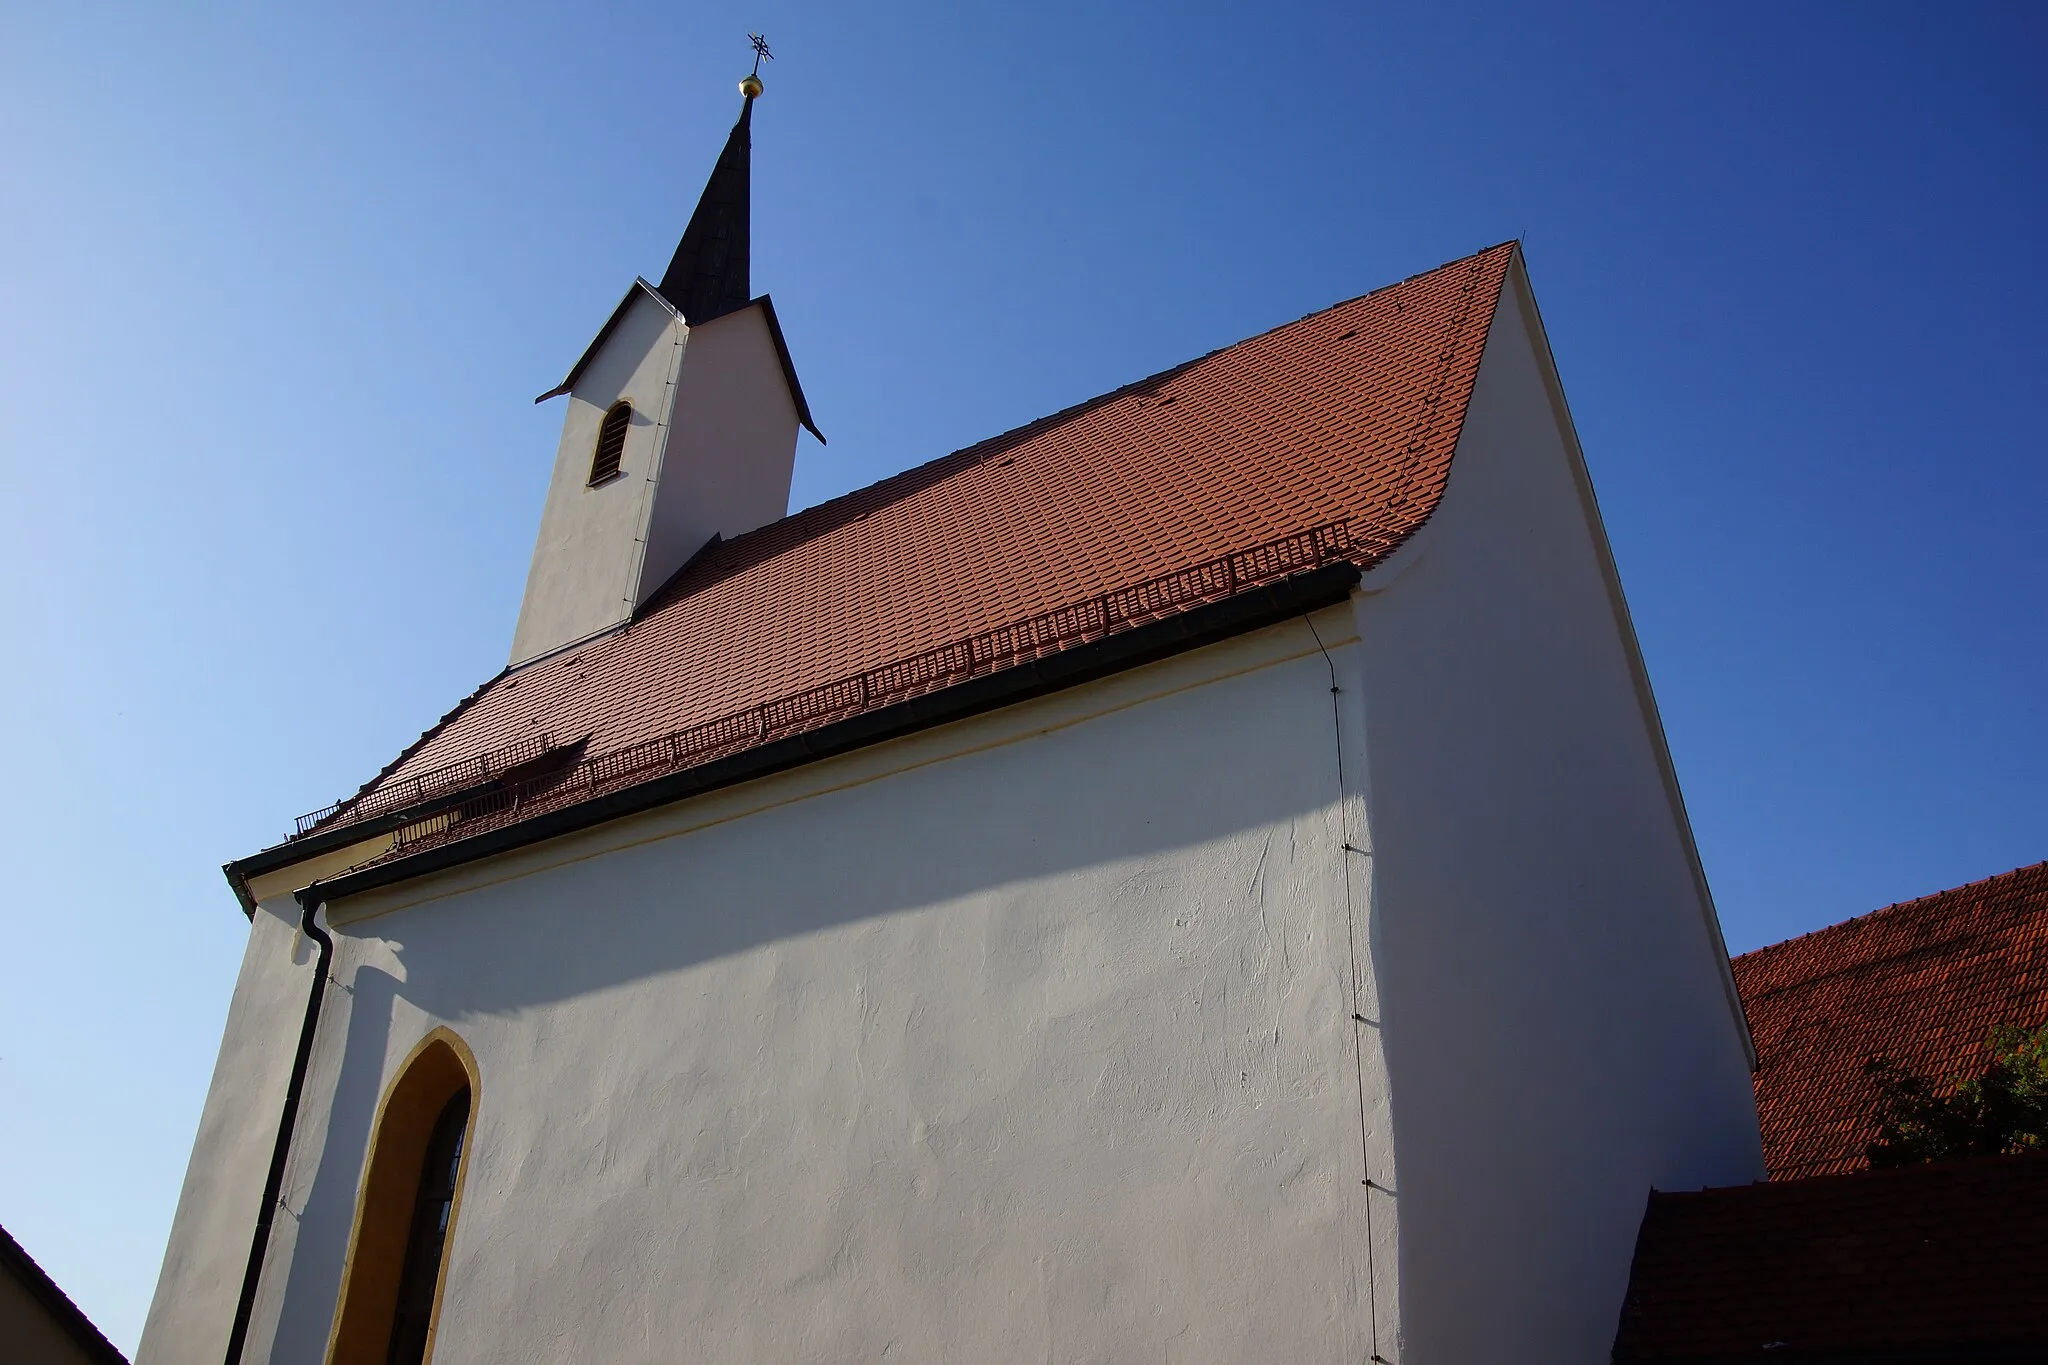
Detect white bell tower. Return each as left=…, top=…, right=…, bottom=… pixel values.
left=511, top=74, right=822, bottom=667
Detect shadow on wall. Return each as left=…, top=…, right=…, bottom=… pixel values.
left=270, top=964, right=398, bottom=1364
left=362, top=637, right=1348, bottom=1023
left=261, top=634, right=1366, bottom=1356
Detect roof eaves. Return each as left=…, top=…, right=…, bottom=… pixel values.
left=223, top=667, right=510, bottom=918
left=752, top=293, right=824, bottom=444
left=309, top=562, right=1361, bottom=910
left=534, top=278, right=681, bottom=404
left=533, top=286, right=821, bottom=444
left=278, top=242, right=1520, bottom=916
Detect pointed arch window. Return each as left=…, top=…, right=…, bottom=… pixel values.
left=385, top=1090, right=469, bottom=1364
left=589, top=400, right=631, bottom=485
left=328, top=1029, right=479, bottom=1365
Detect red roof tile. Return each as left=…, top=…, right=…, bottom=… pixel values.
left=305, top=243, right=1516, bottom=840
left=1612, top=1153, right=2048, bottom=1362
left=1732, top=861, right=2048, bottom=1180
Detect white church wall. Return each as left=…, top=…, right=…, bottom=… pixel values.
left=163, top=615, right=1404, bottom=1364
left=509, top=290, right=684, bottom=666
left=637, top=302, right=800, bottom=603
left=136, top=896, right=326, bottom=1363
left=1352, top=262, right=1764, bottom=1365
left=143, top=253, right=1762, bottom=1365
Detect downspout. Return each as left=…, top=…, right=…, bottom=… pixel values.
left=223, top=884, right=335, bottom=1365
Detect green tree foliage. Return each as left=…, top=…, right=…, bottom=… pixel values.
left=1864, top=1023, right=2048, bottom=1168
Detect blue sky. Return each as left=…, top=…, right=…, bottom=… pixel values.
left=2, top=0, right=2042, bottom=1350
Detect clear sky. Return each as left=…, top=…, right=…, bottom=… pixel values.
left=2, top=0, right=2043, bottom=1350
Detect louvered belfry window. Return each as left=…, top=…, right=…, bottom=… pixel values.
left=589, top=400, right=631, bottom=484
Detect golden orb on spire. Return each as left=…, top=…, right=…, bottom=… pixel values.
left=741, top=32, right=771, bottom=98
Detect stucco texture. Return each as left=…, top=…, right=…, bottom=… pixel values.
left=145, top=252, right=1765, bottom=1365
left=156, top=625, right=1392, bottom=1364
left=510, top=289, right=683, bottom=666
left=511, top=292, right=802, bottom=668
left=136, top=895, right=314, bottom=1364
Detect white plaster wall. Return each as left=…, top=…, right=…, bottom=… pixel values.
left=148, top=260, right=1758, bottom=1364
left=181, top=619, right=1402, bottom=1365
left=509, top=290, right=684, bottom=666
left=1353, top=262, right=1764, bottom=1365
left=638, top=302, right=800, bottom=603
left=135, top=898, right=321, bottom=1363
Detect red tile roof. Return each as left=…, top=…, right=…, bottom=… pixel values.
left=1732, top=861, right=2048, bottom=1180
left=1612, top=1153, right=2048, bottom=1362
left=297, top=243, right=1516, bottom=849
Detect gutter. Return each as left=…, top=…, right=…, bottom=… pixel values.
left=222, top=886, right=334, bottom=1365
left=226, top=802, right=447, bottom=919
left=305, top=562, right=1362, bottom=910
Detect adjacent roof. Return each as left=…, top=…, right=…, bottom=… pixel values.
left=0, top=1221, right=130, bottom=1365
left=1612, top=1153, right=2048, bottom=1363
left=1732, top=861, right=2048, bottom=1180
left=268, top=242, right=1516, bottom=881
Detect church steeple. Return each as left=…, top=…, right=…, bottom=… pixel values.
left=655, top=92, right=754, bottom=324
left=512, top=39, right=815, bottom=667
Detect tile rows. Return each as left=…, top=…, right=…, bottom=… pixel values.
left=1732, top=860, right=2048, bottom=1179
left=312, top=243, right=1517, bottom=836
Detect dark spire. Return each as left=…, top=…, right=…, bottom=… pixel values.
left=656, top=92, right=755, bottom=324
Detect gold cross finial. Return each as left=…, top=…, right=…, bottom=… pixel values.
left=740, top=33, right=772, bottom=98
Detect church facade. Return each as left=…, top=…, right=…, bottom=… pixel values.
left=140, top=81, right=1762, bottom=1365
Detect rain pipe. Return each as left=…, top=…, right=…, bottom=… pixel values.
left=223, top=884, right=335, bottom=1365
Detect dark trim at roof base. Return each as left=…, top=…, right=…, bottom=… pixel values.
left=310, top=562, right=1361, bottom=909
left=223, top=796, right=475, bottom=919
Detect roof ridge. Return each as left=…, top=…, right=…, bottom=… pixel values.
left=1734, top=859, right=2048, bottom=967
left=264, top=241, right=1522, bottom=890
left=682, top=241, right=1520, bottom=593
left=1370, top=242, right=1512, bottom=532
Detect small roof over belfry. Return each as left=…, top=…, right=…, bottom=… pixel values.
left=535, top=51, right=822, bottom=441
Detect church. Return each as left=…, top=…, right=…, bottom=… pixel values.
left=138, top=65, right=1765, bottom=1365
